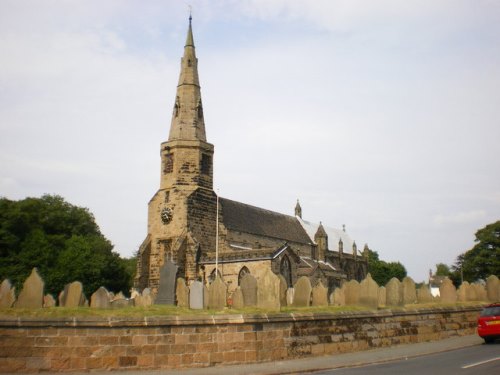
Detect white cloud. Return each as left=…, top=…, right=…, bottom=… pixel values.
left=433, top=210, right=487, bottom=226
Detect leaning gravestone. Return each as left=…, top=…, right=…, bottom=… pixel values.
left=439, top=278, right=457, bottom=303
left=176, top=278, right=189, bottom=308
left=14, top=268, right=44, bottom=308
left=292, top=276, right=312, bottom=307
left=231, top=287, right=244, bottom=309
left=402, top=277, right=417, bottom=305
left=0, top=279, right=16, bottom=308
left=240, top=273, right=258, bottom=307
left=359, top=274, right=379, bottom=309
left=90, top=287, right=111, bottom=308
left=61, top=281, right=86, bottom=307
left=311, top=281, right=328, bottom=306
left=257, top=268, right=280, bottom=310
left=208, top=277, right=227, bottom=310
left=155, top=260, right=178, bottom=305
left=189, top=281, right=204, bottom=310
left=43, top=294, right=56, bottom=308
left=385, top=278, right=403, bottom=306
left=486, top=275, right=499, bottom=302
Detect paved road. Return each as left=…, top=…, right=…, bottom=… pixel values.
left=306, top=343, right=500, bottom=375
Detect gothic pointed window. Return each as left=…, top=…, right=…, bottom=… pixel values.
left=238, top=266, right=250, bottom=286
left=280, top=255, right=292, bottom=288
left=201, top=154, right=211, bottom=175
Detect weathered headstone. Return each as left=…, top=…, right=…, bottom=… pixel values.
left=278, top=275, right=288, bottom=307
left=472, top=283, right=487, bottom=301
left=385, top=278, right=403, bottom=306
left=189, top=281, right=204, bottom=310
left=110, top=298, right=133, bottom=308
left=402, top=277, right=417, bottom=305
left=60, top=281, right=85, bottom=307
left=14, top=268, right=44, bottom=308
left=292, top=276, right=312, bottom=307
left=311, top=281, right=328, bottom=306
left=155, top=260, right=178, bottom=305
left=90, top=287, right=111, bottom=308
left=208, top=277, right=227, bottom=310
left=457, top=281, right=470, bottom=302
left=417, top=286, right=434, bottom=303
left=0, top=279, right=16, bottom=308
left=486, top=275, right=499, bottom=302
left=43, top=294, right=56, bottom=308
left=344, top=279, right=360, bottom=306
left=203, top=284, right=209, bottom=309
left=113, top=291, right=126, bottom=301
left=330, top=287, right=345, bottom=306
left=359, top=274, right=379, bottom=309
left=231, top=287, right=244, bottom=309
left=377, top=286, right=386, bottom=308
left=240, top=273, right=257, bottom=307
left=286, top=288, right=295, bottom=306
left=176, top=278, right=189, bottom=308
left=439, top=277, right=457, bottom=303
left=257, top=268, right=280, bottom=310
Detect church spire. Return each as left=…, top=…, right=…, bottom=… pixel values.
left=168, top=16, right=206, bottom=142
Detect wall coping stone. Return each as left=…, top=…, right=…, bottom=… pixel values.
left=0, top=305, right=482, bottom=328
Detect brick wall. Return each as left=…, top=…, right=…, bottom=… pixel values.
left=0, top=306, right=480, bottom=373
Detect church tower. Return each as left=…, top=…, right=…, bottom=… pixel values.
left=135, top=17, right=216, bottom=292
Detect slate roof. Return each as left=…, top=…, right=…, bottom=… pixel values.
left=219, top=198, right=312, bottom=245
left=297, top=217, right=359, bottom=254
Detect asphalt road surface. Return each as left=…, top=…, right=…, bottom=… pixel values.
left=307, top=343, right=500, bottom=375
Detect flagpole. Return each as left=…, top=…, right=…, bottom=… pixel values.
left=215, top=189, right=219, bottom=279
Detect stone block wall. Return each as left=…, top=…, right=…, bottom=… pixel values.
left=0, top=306, right=480, bottom=373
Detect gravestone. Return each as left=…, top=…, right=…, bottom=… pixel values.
left=240, top=273, right=257, bottom=307
left=14, top=268, right=44, bottom=308
left=43, top=294, right=56, bottom=307
left=90, top=287, right=111, bottom=308
left=113, top=291, right=126, bottom=301
left=330, top=287, right=345, bottom=306
left=417, top=286, right=434, bottom=303
left=292, top=276, right=312, bottom=307
left=486, top=275, right=499, bottom=302
left=457, top=281, right=470, bottom=302
left=203, top=284, right=209, bottom=309
left=208, top=277, right=227, bottom=310
left=402, top=277, right=417, bottom=305
left=60, top=281, right=85, bottom=307
left=385, top=278, right=403, bottom=306
left=278, top=275, right=288, bottom=307
left=155, top=260, right=178, bottom=305
left=286, top=288, right=295, bottom=306
left=359, top=274, right=379, bottom=309
left=231, top=287, right=244, bottom=309
left=472, top=283, right=487, bottom=301
left=0, top=279, right=16, bottom=308
left=344, top=279, right=360, bottom=305
left=378, top=286, right=386, bottom=308
left=110, top=298, right=133, bottom=308
left=189, top=281, right=204, bottom=310
left=439, top=277, right=457, bottom=303
left=311, top=281, right=328, bottom=306
left=176, top=278, right=189, bottom=308
left=257, top=268, right=280, bottom=310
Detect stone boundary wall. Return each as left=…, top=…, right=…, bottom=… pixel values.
left=0, top=306, right=481, bottom=373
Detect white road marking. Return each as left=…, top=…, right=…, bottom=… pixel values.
left=462, top=356, right=500, bottom=369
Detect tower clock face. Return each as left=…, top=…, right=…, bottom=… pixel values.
left=160, top=207, right=173, bottom=224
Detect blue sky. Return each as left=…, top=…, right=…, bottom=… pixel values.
left=1, top=0, right=499, bottom=283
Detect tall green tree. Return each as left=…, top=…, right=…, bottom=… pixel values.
left=0, top=195, right=134, bottom=298
left=452, top=220, right=500, bottom=282
left=367, top=250, right=407, bottom=286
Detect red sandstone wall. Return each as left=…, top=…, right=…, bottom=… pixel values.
left=0, top=306, right=480, bottom=373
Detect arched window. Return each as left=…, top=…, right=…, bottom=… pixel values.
left=238, top=266, right=250, bottom=286
left=209, top=269, right=222, bottom=283
left=280, top=255, right=292, bottom=288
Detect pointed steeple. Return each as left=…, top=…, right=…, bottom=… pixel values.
left=294, top=199, right=302, bottom=218
left=168, top=16, right=206, bottom=142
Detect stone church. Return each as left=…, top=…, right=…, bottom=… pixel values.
left=134, top=18, right=368, bottom=296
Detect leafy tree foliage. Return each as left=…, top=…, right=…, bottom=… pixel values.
left=367, top=250, right=407, bottom=286
left=0, top=195, right=135, bottom=298
left=435, top=263, right=451, bottom=276
left=452, top=220, right=500, bottom=282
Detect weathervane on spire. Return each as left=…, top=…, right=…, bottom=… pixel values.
left=188, top=4, right=192, bottom=24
